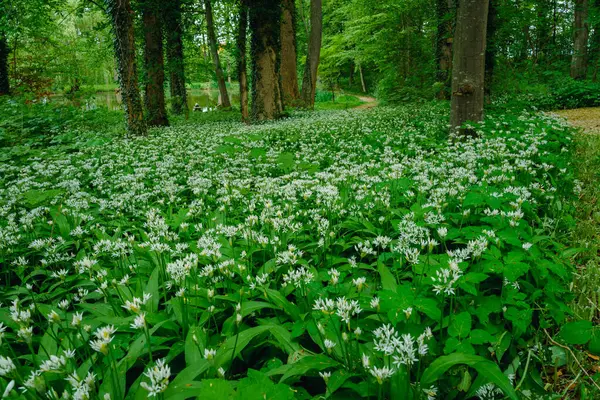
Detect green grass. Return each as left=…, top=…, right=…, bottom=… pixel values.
left=570, top=131, right=600, bottom=322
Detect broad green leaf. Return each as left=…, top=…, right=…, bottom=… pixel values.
left=185, top=325, right=204, bottom=366
left=264, top=288, right=301, bottom=321
left=241, top=301, right=276, bottom=317
left=448, top=312, right=472, bottom=339
left=214, top=325, right=271, bottom=367
left=267, top=354, right=340, bottom=383
left=559, top=320, right=593, bottom=345
left=262, top=324, right=300, bottom=355
left=377, top=260, right=397, bottom=291
left=145, top=266, right=160, bottom=313
left=164, top=359, right=211, bottom=398
left=420, top=353, right=518, bottom=400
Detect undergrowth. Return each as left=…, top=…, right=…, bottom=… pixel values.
left=0, top=101, right=594, bottom=399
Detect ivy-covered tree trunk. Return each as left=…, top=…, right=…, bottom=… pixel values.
left=435, top=0, right=454, bottom=99
left=0, top=33, right=9, bottom=95
left=142, top=0, right=168, bottom=126
left=450, top=0, right=489, bottom=136
left=300, top=0, right=322, bottom=108
left=280, top=0, right=300, bottom=105
left=237, top=0, right=249, bottom=122
left=106, top=0, right=147, bottom=136
left=571, top=0, right=589, bottom=80
left=164, top=0, right=188, bottom=116
left=249, top=0, right=284, bottom=121
left=204, top=0, right=231, bottom=109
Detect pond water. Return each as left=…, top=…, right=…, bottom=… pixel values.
left=54, top=88, right=240, bottom=111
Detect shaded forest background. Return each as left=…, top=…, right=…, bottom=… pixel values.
left=1, top=0, right=600, bottom=108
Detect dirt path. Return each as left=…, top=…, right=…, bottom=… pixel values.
left=553, top=107, right=600, bottom=134
left=354, top=95, right=378, bottom=110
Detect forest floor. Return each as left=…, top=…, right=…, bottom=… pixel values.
left=554, top=107, right=600, bottom=134
left=353, top=95, right=378, bottom=109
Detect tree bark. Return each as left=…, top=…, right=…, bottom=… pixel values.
left=0, top=33, right=9, bottom=95
left=450, top=0, right=489, bottom=137
left=300, top=0, right=322, bottom=109
left=571, top=0, right=590, bottom=80
left=249, top=0, right=284, bottom=121
left=106, top=0, right=147, bottom=135
left=141, top=0, right=169, bottom=126
left=164, top=0, right=188, bottom=116
left=204, top=0, right=231, bottom=109
left=435, top=0, right=454, bottom=99
left=358, top=63, right=366, bottom=93
left=237, top=0, right=249, bottom=122
left=280, top=0, right=300, bottom=105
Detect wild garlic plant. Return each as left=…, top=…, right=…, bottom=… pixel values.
left=0, top=104, right=577, bottom=399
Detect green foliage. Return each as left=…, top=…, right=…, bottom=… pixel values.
left=0, top=96, right=122, bottom=148
left=0, top=102, right=586, bottom=399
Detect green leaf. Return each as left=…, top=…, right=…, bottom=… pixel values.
left=267, top=354, right=340, bottom=383
left=377, top=260, right=397, bottom=291
left=277, top=152, right=295, bottom=172
left=589, top=328, right=600, bottom=355
left=163, top=360, right=211, bottom=399
left=448, top=312, right=472, bottom=339
left=145, top=266, right=160, bottom=313
left=470, top=329, right=495, bottom=345
left=262, top=324, right=300, bottom=355
left=264, top=289, right=301, bottom=321
left=240, top=301, right=276, bottom=317
left=420, top=354, right=518, bottom=400
left=559, top=321, right=593, bottom=345
left=215, top=325, right=271, bottom=367
left=235, top=369, right=295, bottom=400
left=185, top=325, right=204, bottom=366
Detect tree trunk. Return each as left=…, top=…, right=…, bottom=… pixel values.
left=106, top=0, right=146, bottom=136
left=280, top=0, right=300, bottom=105
left=204, top=0, right=231, bottom=109
left=249, top=0, right=284, bottom=121
left=300, top=0, right=322, bottom=109
left=435, top=0, right=454, bottom=99
left=237, top=0, right=249, bottom=122
left=142, top=0, right=168, bottom=126
left=571, top=0, right=590, bottom=80
left=348, top=62, right=354, bottom=87
left=164, top=0, right=188, bottom=116
left=590, top=9, right=600, bottom=81
left=484, top=0, right=497, bottom=103
left=0, top=34, right=9, bottom=95
left=358, top=63, right=366, bottom=93
left=450, top=0, right=489, bottom=137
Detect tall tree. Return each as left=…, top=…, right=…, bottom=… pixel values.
left=141, top=0, right=168, bottom=126
left=237, top=0, right=249, bottom=122
left=280, top=0, right=300, bottom=105
left=0, top=33, right=9, bottom=95
left=571, top=0, right=590, bottom=80
left=164, top=0, right=188, bottom=116
left=435, top=0, right=454, bottom=99
left=105, top=0, right=146, bottom=135
left=300, top=0, right=322, bottom=108
left=450, top=0, right=489, bottom=136
left=249, top=0, right=284, bottom=121
left=204, top=0, right=232, bottom=109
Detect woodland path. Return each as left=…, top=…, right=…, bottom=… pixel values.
left=554, top=107, right=600, bottom=134
left=354, top=95, right=378, bottom=109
